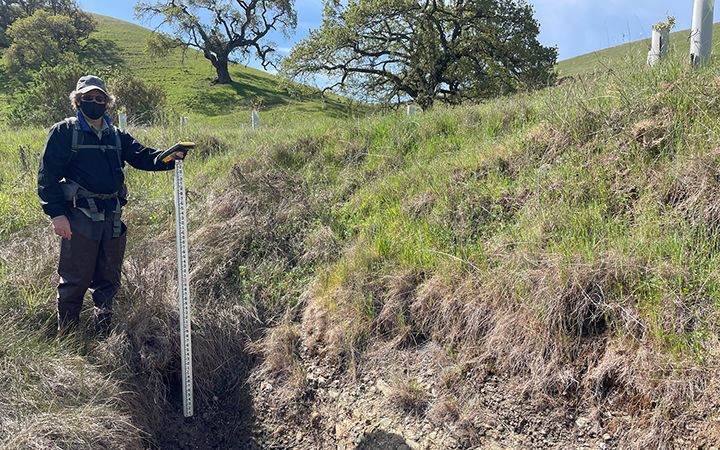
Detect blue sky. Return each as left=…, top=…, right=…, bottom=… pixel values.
left=77, top=0, right=720, bottom=63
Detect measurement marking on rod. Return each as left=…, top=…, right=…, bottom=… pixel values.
left=174, top=159, right=194, bottom=418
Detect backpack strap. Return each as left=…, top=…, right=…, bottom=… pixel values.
left=64, top=117, right=82, bottom=168
left=64, top=117, right=124, bottom=168
left=111, top=124, right=123, bottom=167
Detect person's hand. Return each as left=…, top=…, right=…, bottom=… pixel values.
left=172, top=151, right=186, bottom=160
left=51, top=215, right=72, bottom=240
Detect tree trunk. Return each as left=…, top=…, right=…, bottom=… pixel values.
left=415, top=92, right=434, bottom=110
left=213, top=56, right=233, bottom=84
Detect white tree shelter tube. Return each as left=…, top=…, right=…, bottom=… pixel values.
left=691, top=0, right=715, bottom=66
left=647, top=28, right=669, bottom=66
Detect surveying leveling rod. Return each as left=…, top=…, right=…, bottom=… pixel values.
left=158, top=142, right=196, bottom=417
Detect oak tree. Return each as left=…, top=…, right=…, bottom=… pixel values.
left=4, top=10, right=87, bottom=75
left=283, top=0, right=557, bottom=108
left=0, top=0, right=94, bottom=41
left=135, top=0, right=297, bottom=84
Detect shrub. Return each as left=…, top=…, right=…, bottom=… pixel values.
left=6, top=66, right=167, bottom=127
left=6, top=63, right=91, bottom=126
left=108, top=73, right=167, bottom=125
left=3, top=10, right=91, bottom=77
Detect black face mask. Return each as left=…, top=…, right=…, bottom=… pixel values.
left=80, top=101, right=106, bottom=120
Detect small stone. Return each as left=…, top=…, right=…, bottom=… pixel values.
left=575, top=417, right=590, bottom=429
left=335, top=421, right=349, bottom=438
left=376, top=380, right=392, bottom=397
left=603, top=433, right=611, bottom=441
left=406, top=439, right=421, bottom=450
left=445, top=437, right=458, bottom=447
left=295, top=431, right=304, bottom=442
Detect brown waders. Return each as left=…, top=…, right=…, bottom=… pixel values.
left=57, top=208, right=126, bottom=335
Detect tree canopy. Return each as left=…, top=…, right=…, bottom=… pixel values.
left=0, top=0, right=94, bottom=42
left=283, top=0, right=557, bottom=108
left=4, top=10, right=89, bottom=75
left=135, top=0, right=297, bottom=84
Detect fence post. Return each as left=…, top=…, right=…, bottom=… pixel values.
left=251, top=110, right=260, bottom=130
left=19, top=145, right=29, bottom=172
left=118, top=110, right=128, bottom=130
left=180, top=116, right=188, bottom=131
left=406, top=104, right=417, bottom=116
left=691, top=0, right=715, bottom=66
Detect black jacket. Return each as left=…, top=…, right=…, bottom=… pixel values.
left=38, top=114, right=174, bottom=218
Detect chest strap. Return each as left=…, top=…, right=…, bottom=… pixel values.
left=69, top=118, right=123, bottom=167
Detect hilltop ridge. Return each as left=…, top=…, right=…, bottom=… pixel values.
left=557, top=21, right=720, bottom=76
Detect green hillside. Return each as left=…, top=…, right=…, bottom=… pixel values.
left=3, top=14, right=718, bottom=122
left=89, top=14, right=356, bottom=123
left=0, top=14, right=358, bottom=127
left=557, top=22, right=720, bottom=77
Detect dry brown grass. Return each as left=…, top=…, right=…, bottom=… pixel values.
left=302, top=284, right=373, bottom=371
left=0, top=312, right=144, bottom=450
left=292, top=231, right=720, bottom=447
left=523, top=122, right=573, bottom=164
left=386, top=376, right=429, bottom=415
left=630, top=114, right=673, bottom=155
left=90, top=228, right=258, bottom=447
left=247, top=321, right=309, bottom=421
left=377, top=270, right=425, bottom=348
left=659, top=148, right=720, bottom=230
left=300, top=241, right=385, bottom=368
left=427, top=396, right=461, bottom=424
left=300, top=225, right=339, bottom=265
